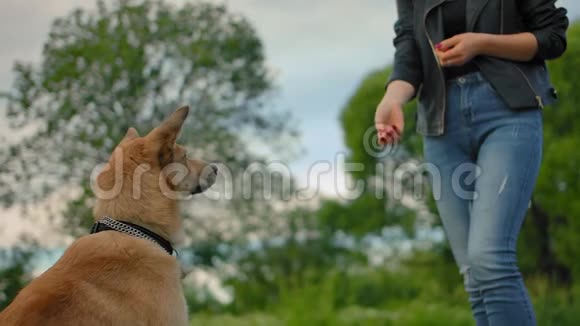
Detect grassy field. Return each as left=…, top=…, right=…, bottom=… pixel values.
left=191, top=299, right=580, bottom=326
left=189, top=280, right=580, bottom=326
left=190, top=302, right=474, bottom=326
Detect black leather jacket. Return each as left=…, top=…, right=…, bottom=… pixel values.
left=388, top=0, right=569, bottom=136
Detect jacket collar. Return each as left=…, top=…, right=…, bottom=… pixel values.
left=424, top=0, right=491, bottom=32
left=90, top=217, right=174, bottom=255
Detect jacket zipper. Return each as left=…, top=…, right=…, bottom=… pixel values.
left=512, top=64, right=544, bottom=108
left=424, top=1, right=446, bottom=133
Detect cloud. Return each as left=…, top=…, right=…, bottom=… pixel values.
left=213, top=0, right=398, bottom=171
left=218, top=0, right=397, bottom=74
left=0, top=0, right=100, bottom=93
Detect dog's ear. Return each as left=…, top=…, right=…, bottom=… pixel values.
left=146, top=106, right=189, bottom=166
left=120, top=127, right=139, bottom=144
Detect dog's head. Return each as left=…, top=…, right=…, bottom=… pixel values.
left=113, top=105, right=218, bottom=196
left=92, top=106, right=217, bottom=239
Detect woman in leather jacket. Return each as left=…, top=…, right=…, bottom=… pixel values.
left=375, top=1, right=568, bottom=325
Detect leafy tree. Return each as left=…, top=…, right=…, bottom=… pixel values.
left=527, top=21, right=580, bottom=283
left=223, top=208, right=366, bottom=313
left=338, top=67, right=437, bottom=241
left=0, top=247, right=35, bottom=310
left=316, top=194, right=416, bottom=238
left=0, top=0, right=296, bottom=241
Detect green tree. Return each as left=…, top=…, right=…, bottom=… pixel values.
left=527, top=22, right=580, bottom=284
left=338, top=67, right=437, bottom=240
left=223, top=207, right=366, bottom=313
left=0, top=0, right=296, bottom=241
left=0, top=247, right=35, bottom=310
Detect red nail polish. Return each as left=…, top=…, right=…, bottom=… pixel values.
left=435, top=43, right=442, bottom=49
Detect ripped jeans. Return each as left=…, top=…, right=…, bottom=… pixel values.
left=424, top=72, right=541, bottom=326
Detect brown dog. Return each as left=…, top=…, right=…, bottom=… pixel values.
left=0, top=106, right=217, bottom=326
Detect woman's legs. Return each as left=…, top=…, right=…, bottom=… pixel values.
left=424, top=73, right=541, bottom=325
left=464, top=126, right=540, bottom=325
left=424, top=76, right=487, bottom=323
left=465, top=76, right=542, bottom=326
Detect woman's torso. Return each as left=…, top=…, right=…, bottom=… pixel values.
left=404, top=0, right=561, bottom=136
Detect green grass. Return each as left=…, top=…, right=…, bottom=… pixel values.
left=191, top=297, right=580, bottom=326
left=190, top=270, right=579, bottom=325
left=190, top=313, right=280, bottom=326
left=190, top=286, right=580, bottom=326
left=190, top=302, right=473, bottom=326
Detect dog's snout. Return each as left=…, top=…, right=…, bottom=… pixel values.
left=210, top=164, right=218, bottom=174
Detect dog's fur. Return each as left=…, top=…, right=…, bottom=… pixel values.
left=0, top=106, right=216, bottom=326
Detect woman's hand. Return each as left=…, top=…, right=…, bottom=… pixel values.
left=435, top=32, right=488, bottom=67
left=436, top=32, right=539, bottom=65
left=375, top=101, right=404, bottom=146
left=375, top=80, right=415, bottom=146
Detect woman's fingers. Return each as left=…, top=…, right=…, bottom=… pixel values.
left=436, top=35, right=460, bottom=51
left=442, top=56, right=466, bottom=67
left=378, top=129, right=388, bottom=145
left=439, top=47, right=461, bottom=61
left=375, top=102, right=404, bottom=147
left=392, top=125, right=402, bottom=137
left=378, top=125, right=401, bottom=146
left=438, top=49, right=466, bottom=66
left=436, top=43, right=471, bottom=67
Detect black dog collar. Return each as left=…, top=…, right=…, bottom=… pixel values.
left=90, top=217, right=174, bottom=255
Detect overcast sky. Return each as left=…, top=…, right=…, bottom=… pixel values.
left=1, top=0, right=578, bottom=246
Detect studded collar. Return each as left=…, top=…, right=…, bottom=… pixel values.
left=90, top=217, right=174, bottom=255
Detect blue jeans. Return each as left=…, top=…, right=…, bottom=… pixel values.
left=423, top=72, right=542, bottom=326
